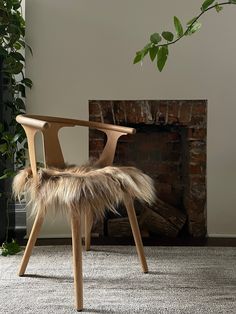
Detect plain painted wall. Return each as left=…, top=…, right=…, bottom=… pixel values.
left=25, top=0, right=236, bottom=238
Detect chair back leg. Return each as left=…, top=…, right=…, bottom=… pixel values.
left=71, top=213, right=83, bottom=311
left=18, top=211, right=45, bottom=276
left=124, top=196, right=149, bottom=273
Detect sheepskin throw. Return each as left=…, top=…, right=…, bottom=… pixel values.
left=13, top=164, right=155, bottom=219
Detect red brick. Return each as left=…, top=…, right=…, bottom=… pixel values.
left=113, top=101, right=127, bottom=124
left=89, top=102, right=101, bottom=116
left=89, top=115, right=102, bottom=122
left=192, top=103, right=206, bottom=115
left=189, top=163, right=205, bottom=175
left=179, top=103, right=191, bottom=125
left=89, top=129, right=104, bottom=140
left=156, top=103, right=168, bottom=124
left=168, top=102, right=180, bottom=121
left=189, top=175, right=206, bottom=185
left=89, top=139, right=105, bottom=151
left=190, top=115, right=206, bottom=127
left=189, top=152, right=206, bottom=163
left=187, top=128, right=206, bottom=140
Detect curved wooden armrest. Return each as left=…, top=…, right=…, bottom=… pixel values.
left=16, top=115, right=49, bottom=130
left=16, top=114, right=136, bottom=169
left=20, top=114, right=136, bottom=135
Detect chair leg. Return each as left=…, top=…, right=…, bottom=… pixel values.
left=71, top=214, right=83, bottom=311
left=18, top=211, right=44, bottom=276
left=124, top=196, right=148, bottom=273
left=84, top=208, right=93, bottom=251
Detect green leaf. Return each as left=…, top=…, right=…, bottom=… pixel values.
left=11, top=133, right=21, bottom=143
left=187, top=22, right=202, bottom=35
left=3, top=168, right=15, bottom=177
left=16, top=84, right=26, bottom=97
left=0, top=25, right=7, bottom=36
left=157, top=46, right=169, bottom=72
left=21, top=78, right=33, bottom=88
left=142, top=43, right=151, bottom=56
left=149, top=46, right=158, bottom=62
left=12, top=0, right=21, bottom=10
left=1, top=240, right=21, bottom=256
left=9, top=33, right=21, bottom=46
left=0, top=173, right=9, bottom=180
left=2, top=132, right=14, bottom=142
left=174, top=16, right=184, bottom=38
left=133, top=51, right=143, bottom=64
left=0, top=143, right=7, bottom=153
left=187, top=17, right=197, bottom=26
left=11, top=62, right=23, bottom=74
left=150, top=33, right=162, bottom=44
left=0, top=46, right=8, bottom=57
left=13, top=42, right=22, bottom=50
left=201, top=0, right=215, bottom=11
left=10, top=51, right=25, bottom=61
left=13, top=3, right=21, bottom=10
left=162, top=31, right=174, bottom=42
left=15, top=98, right=26, bottom=110
left=133, top=43, right=151, bottom=64
left=0, top=168, right=15, bottom=179
left=215, top=3, right=223, bottom=12
left=230, top=0, right=236, bottom=3
left=8, top=24, right=20, bottom=34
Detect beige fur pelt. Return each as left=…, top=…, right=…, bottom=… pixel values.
left=12, top=164, right=155, bottom=219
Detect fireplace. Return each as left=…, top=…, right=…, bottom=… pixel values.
left=89, top=100, right=207, bottom=238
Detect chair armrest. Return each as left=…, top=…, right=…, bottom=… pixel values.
left=16, top=115, right=49, bottom=130
left=16, top=114, right=136, bottom=169
left=22, top=114, right=136, bottom=135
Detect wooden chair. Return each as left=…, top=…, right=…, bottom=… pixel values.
left=15, top=114, right=149, bottom=311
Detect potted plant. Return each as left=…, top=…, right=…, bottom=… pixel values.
left=0, top=0, right=32, bottom=255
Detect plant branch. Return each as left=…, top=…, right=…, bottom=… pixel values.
left=134, top=1, right=235, bottom=71
left=158, top=1, right=232, bottom=48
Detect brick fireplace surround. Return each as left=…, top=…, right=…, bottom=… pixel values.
left=89, top=100, right=207, bottom=239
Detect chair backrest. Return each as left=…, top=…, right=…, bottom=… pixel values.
left=16, top=115, right=136, bottom=178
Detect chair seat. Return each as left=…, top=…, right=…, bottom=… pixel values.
left=13, top=164, right=155, bottom=219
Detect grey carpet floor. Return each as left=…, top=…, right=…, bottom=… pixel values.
left=0, top=246, right=236, bottom=314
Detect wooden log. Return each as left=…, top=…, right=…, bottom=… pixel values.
left=107, top=216, right=149, bottom=237
left=139, top=207, right=178, bottom=237
left=139, top=198, right=187, bottom=237
left=152, top=197, right=187, bottom=232
left=103, top=196, right=187, bottom=238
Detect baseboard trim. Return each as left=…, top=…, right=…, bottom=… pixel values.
left=25, top=234, right=72, bottom=239
left=18, top=236, right=236, bottom=247
left=207, top=234, right=236, bottom=238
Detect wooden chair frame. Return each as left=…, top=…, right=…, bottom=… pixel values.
left=16, top=114, right=148, bottom=311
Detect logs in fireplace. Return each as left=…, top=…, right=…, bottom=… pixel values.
left=89, top=100, right=207, bottom=238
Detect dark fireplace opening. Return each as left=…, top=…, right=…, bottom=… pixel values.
left=89, top=100, right=207, bottom=239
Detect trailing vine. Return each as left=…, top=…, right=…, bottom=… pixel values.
left=0, top=0, right=32, bottom=254
left=134, top=0, right=236, bottom=71
left=0, top=0, right=32, bottom=187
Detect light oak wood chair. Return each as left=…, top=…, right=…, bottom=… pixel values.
left=15, top=114, right=149, bottom=312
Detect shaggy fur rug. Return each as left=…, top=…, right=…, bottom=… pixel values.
left=13, top=164, right=155, bottom=219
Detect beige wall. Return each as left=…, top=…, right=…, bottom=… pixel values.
left=25, top=0, right=236, bottom=238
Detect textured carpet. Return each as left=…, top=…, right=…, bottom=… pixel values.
left=0, top=246, right=236, bottom=313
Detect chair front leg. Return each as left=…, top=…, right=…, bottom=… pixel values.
left=71, top=213, right=83, bottom=311
left=84, top=208, right=93, bottom=251
left=124, top=195, right=148, bottom=273
left=18, top=210, right=45, bottom=276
